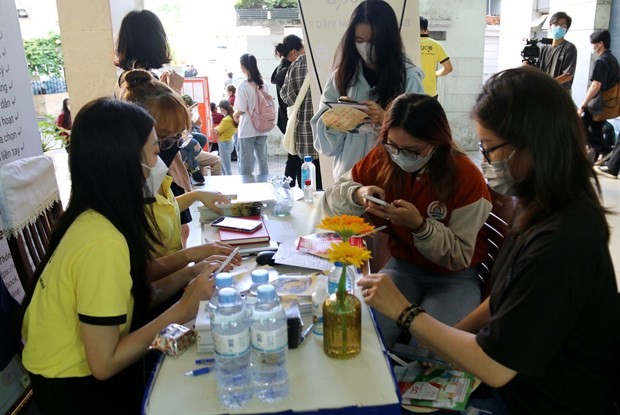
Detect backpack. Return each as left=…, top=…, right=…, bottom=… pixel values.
left=249, top=81, right=276, bottom=133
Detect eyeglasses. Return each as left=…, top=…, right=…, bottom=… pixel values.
left=158, top=130, right=189, bottom=150
left=382, top=141, right=430, bottom=159
left=479, top=141, right=510, bottom=163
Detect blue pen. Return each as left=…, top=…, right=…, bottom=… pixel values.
left=195, top=358, right=215, bottom=365
left=184, top=366, right=211, bottom=377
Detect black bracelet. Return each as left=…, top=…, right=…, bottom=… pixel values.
left=396, top=304, right=426, bottom=329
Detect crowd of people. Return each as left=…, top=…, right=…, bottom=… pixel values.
left=19, top=2, right=620, bottom=414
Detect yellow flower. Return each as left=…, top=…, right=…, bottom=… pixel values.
left=317, top=215, right=374, bottom=241
left=326, top=241, right=372, bottom=268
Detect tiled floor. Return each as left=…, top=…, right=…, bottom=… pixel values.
left=46, top=148, right=620, bottom=288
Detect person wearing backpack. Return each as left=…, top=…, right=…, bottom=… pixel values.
left=233, top=53, right=275, bottom=175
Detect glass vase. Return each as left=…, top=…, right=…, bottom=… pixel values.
left=269, top=175, right=294, bottom=217
left=323, top=290, right=362, bottom=359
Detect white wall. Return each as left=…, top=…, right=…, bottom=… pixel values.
left=421, top=0, right=487, bottom=149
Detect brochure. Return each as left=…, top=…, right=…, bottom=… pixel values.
left=398, top=367, right=476, bottom=412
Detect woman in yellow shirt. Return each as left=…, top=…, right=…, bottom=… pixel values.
left=21, top=98, right=221, bottom=414
left=119, top=70, right=241, bottom=278
left=215, top=99, right=237, bottom=175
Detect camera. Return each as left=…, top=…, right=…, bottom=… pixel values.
left=521, top=38, right=552, bottom=65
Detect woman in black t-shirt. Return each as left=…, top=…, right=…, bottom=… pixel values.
left=359, top=67, right=620, bottom=414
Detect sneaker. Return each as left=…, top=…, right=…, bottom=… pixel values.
left=595, top=166, right=618, bottom=179
left=594, top=151, right=613, bottom=166
left=191, top=169, right=205, bottom=184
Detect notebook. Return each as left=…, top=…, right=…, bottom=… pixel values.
left=217, top=216, right=270, bottom=245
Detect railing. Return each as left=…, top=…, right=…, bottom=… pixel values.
left=236, top=7, right=300, bottom=24
left=31, top=77, right=67, bottom=95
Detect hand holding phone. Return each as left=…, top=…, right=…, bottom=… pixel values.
left=362, top=194, right=390, bottom=207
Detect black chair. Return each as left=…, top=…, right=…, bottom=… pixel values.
left=477, top=187, right=517, bottom=300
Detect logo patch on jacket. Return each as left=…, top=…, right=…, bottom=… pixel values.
left=427, top=201, right=447, bottom=220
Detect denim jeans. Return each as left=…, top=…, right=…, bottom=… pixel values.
left=238, top=135, right=268, bottom=175
left=374, top=257, right=481, bottom=349
left=179, top=139, right=201, bottom=171
left=218, top=140, right=234, bottom=175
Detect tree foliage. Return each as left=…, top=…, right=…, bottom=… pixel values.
left=235, top=0, right=297, bottom=8
left=24, top=33, right=64, bottom=78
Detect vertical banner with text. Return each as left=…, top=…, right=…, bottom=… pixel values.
left=0, top=0, right=45, bottom=303
left=297, top=0, right=419, bottom=187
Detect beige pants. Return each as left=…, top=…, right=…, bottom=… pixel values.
left=195, top=151, right=222, bottom=176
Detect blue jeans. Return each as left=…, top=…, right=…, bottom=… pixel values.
left=374, top=257, right=481, bottom=349
left=218, top=140, right=234, bottom=175
left=238, top=135, right=268, bottom=175
left=179, top=138, right=202, bottom=172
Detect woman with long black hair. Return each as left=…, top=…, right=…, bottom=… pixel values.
left=20, top=99, right=219, bottom=414
left=311, top=0, right=424, bottom=180
left=359, top=68, right=620, bottom=414
left=233, top=53, right=272, bottom=175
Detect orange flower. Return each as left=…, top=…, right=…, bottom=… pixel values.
left=326, top=241, right=372, bottom=268
left=317, top=215, right=374, bottom=241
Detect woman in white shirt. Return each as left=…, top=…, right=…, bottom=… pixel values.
left=233, top=53, right=271, bottom=175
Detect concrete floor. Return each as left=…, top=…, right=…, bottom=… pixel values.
left=46, top=148, right=620, bottom=288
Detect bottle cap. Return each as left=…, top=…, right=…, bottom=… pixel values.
left=251, top=269, right=269, bottom=284
left=333, top=261, right=343, bottom=267
left=304, top=155, right=312, bottom=162
left=305, top=179, right=311, bottom=186
left=257, top=284, right=276, bottom=301
left=218, top=287, right=237, bottom=305
left=215, top=272, right=233, bottom=288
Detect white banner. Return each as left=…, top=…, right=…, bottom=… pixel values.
left=0, top=0, right=45, bottom=302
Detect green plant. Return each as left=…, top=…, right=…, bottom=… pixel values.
left=38, top=115, right=69, bottom=151
left=24, top=33, right=64, bottom=78
left=234, top=0, right=297, bottom=8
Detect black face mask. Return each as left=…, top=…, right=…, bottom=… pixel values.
left=158, top=146, right=180, bottom=167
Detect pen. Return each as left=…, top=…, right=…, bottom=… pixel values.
left=356, top=225, right=387, bottom=238
left=213, top=247, right=240, bottom=275
left=195, top=358, right=215, bottom=365
left=184, top=366, right=211, bottom=377
left=300, top=323, right=314, bottom=343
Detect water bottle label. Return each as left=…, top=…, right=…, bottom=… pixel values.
left=301, top=169, right=309, bottom=184
left=251, top=326, right=287, bottom=352
left=213, top=330, right=251, bottom=357
left=312, top=310, right=323, bottom=335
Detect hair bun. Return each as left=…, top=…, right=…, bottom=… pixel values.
left=122, top=69, right=154, bottom=87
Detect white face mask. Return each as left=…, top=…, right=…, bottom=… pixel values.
left=481, top=152, right=516, bottom=196
left=388, top=148, right=434, bottom=173
left=355, top=41, right=376, bottom=65
left=141, top=156, right=168, bottom=198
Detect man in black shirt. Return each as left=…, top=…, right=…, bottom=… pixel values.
left=579, top=29, right=620, bottom=163
left=532, top=11, right=577, bottom=94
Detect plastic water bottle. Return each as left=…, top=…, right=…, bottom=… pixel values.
left=250, top=285, right=289, bottom=402
left=300, top=156, right=316, bottom=192
left=212, top=287, right=253, bottom=408
left=303, top=179, right=314, bottom=203
left=208, top=272, right=234, bottom=320
left=327, top=262, right=355, bottom=294
left=249, top=269, right=269, bottom=296
left=312, top=274, right=328, bottom=336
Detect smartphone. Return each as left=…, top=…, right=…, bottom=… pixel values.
left=210, top=216, right=263, bottom=233
left=362, top=194, right=390, bottom=207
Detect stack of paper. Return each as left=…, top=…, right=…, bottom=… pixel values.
left=194, top=300, right=214, bottom=353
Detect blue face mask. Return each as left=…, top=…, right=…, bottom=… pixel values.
left=550, top=26, right=567, bottom=40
